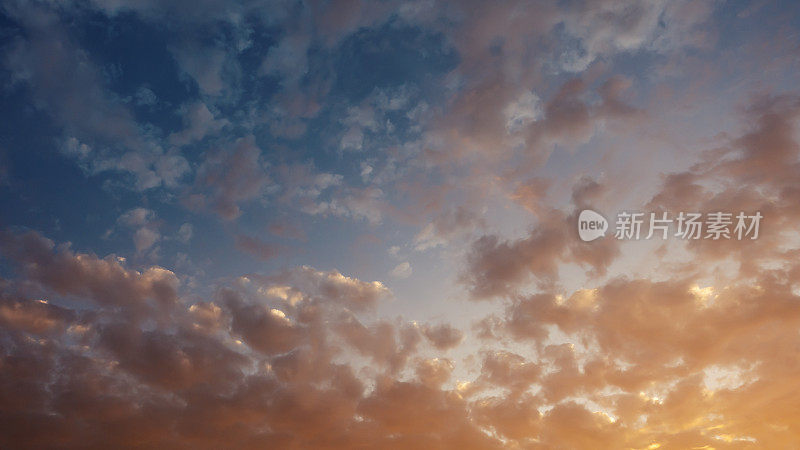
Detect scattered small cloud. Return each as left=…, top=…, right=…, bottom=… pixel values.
left=390, top=261, right=412, bottom=279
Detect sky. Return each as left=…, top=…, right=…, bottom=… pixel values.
left=1, top=0, right=800, bottom=448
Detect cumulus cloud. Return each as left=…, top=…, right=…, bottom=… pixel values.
left=0, top=230, right=179, bottom=314
left=644, top=94, right=800, bottom=275
left=268, top=266, right=392, bottom=312
left=5, top=104, right=800, bottom=449
left=421, top=322, right=464, bottom=350
left=0, top=297, right=75, bottom=336
left=0, top=231, right=472, bottom=448
left=462, top=208, right=620, bottom=299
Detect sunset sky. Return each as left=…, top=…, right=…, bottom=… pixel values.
left=1, top=0, right=800, bottom=448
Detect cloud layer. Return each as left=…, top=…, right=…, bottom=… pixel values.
left=1, top=0, right=799, bottom=448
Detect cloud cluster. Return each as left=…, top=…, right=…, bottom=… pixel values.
left=462, top=206, right=620, bottom=298
left=2, top=0, right=800, bottom=448
left=4, top=205, right=800, bottom=448
left=3, top=2, right=190, bottom=190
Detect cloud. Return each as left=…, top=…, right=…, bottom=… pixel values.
left=170, top=42, right=231, bottom=97
left=644, top=94, right=800, bottom=275
left=186, top=135, right=272, bottom=220
left=134, top=86, right=158, bottom=106
left=270, top=266, right=391, bottom=312
left=462, top=209, right=609, bottom=298
left=234, top=234, right=281, bottom=261
left=267, top=220, right=307, bottom=241
left=222, top=288, right=303, bottom=355
left=2, top=3, right=189, bottom=190
left=0, top=231, right=463, bottom=448
left=118, top=208, right=155, bottom=228
left=3, top=5, right=142, bottom=150
left=0, top=297, right=74, bottom=336
left=421, top=322, right=464, bottom=350
left=478, top=350, right=541, bottom=395
left=554, top=0, right=717, bottom=72
left=334, top=316, right=421, bottom=372
left=177, top=223, right=193, bottom=243
left=413, top=206, right=486, bottom=251
left=168, top=102, right=228, bottom=146
left=117, top=208, right=162, bottom=254
left=462, top=174, right=624, bottom=299
left=416, top=358, right=454, bottom=388
left=2, top=1, right=800, bottom=448
left=0, top=230, right=179, bottom=314
left=297, top=185, right=386, bottom=225
left=5, top=144, right=800, bottom=446
left=390, top=261, right=412, bottom=279
left=132, top=228, right=160, bottom=254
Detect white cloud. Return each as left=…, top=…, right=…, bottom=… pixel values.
left=504, top=90, right=543, bottom=133
left=117, top=208, right=160, bottom=253
left=177, top=223, right=193, bottom=243
left=169, top=101, right=228, bottom=146
left=390, top=261, right=412, bottom=279
left=133, top=227, right=160, bottom=253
